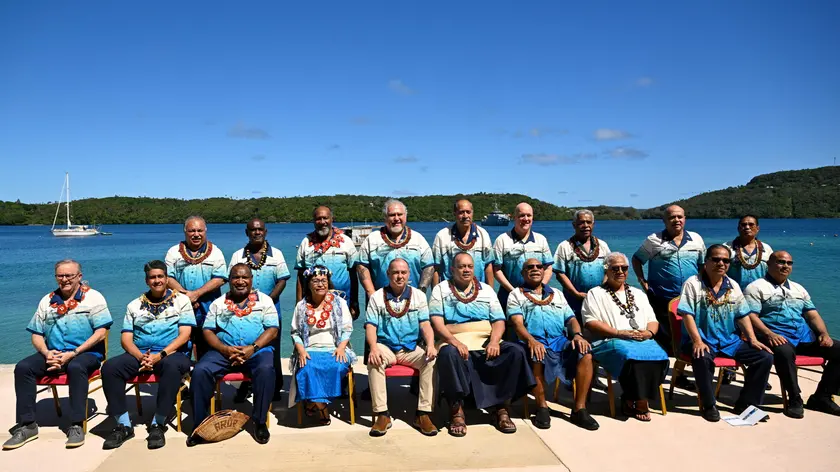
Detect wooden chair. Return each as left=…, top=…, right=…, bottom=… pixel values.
left=210, top=372, right=271, bottom=423
left=604, top=366, right=667, bottom=418
left=125, top=372, right=190, bottom=432
left=296, top=368, right=355, bottom=425
left=36, top=331, right=109, bottom=433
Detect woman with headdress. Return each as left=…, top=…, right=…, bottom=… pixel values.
left=581, top=252, right=669, bottom=422
left=289, top=265, right=355, bottom=425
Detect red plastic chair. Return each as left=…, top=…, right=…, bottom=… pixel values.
left=780, top=355, right=826, bottom=409
left=126, top=372, right=189, bottom=432
left=211, top=372, right=273, bottom=423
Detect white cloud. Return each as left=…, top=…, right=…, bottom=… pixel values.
left=593, top=128, right=633, bottom=141
left=636, top=77, right=654, bottom=87
left=388, top=79, right=415, bottom=95
left=607, top=147, right=649, bottom=159
left=520, top=153, right=596, bottom=166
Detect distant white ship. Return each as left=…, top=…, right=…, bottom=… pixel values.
left=51, top=172, right=102, bottom=237
left=480, top=204, right=511, bottom=226
left=339, top=224, right=374, bottom=247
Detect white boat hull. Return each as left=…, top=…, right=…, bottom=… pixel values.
left=52, top=228, right=99, bottom=237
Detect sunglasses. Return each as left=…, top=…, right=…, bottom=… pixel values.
left=524, top=264, right=543, bottom=270
left=709, top=257, right=731, bottom=264
left=609, top=265, right=629, bottom=273
left=775, top=260, right=794, bottom=267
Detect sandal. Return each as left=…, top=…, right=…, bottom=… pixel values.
left=492, top=407, right=517, bottom=434
left=448, top=406, right=467, bottom=438
left=621, top=400, right=638, bottom=418
left=634, top=400, right=651, bottom=422
left=304, top=401, right=318, bottom=417
left=312, top=402, right=331, bottom=426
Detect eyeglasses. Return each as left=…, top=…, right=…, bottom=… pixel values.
left=310, top=279, right=329, bottom=287
left=609, top=265, right=629, bottom=273
left=523, top=264, right=543, bottom=270
left=775, top=260, right=794, bottom=267
left=55, top=273, right=79, bottom=280
left=710, top=257, right=731, bottom=264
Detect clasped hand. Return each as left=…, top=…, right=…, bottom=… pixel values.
left=225, top=345, right=255, bottom=366
left=618, top=329, right=649, bottom=341
left=45, top=349, right=74, bottom=371
left=138, top=350, right=162, bottom=371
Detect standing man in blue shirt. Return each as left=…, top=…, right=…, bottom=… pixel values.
left=553, top=209, right=611, bottom=319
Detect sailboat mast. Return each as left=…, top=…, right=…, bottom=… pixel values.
left=65, top=172, right=72, bottom=228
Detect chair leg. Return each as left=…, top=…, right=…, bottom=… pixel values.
left=83, top=398, right=89, bottom=433
left=51, top=386, right=63, bottom=417
left=523, top=395, right=529, bottom=419
left=297, top=402, right=303, bottom=426
left=659, top=385, right=667, bottom=416
left=571, top=378, right=577, bottom=405
left=782, top=388, right=788, bottom=410
left=669, top=361, right=685, bottom=400
left=176, top=387, right=182, bottom=433
left=348, top=370, right=355, bottom=425
left=135, top=384, right=143, bottom=417
left=267, top=403, right=272, bottom=424
left=714, top=367, right=725, bottom=399
left=606, top=373, right=616, bottom=418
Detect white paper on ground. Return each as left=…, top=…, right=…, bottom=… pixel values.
left=722, top=405, right=768, bottom=426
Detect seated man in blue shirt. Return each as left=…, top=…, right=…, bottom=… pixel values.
left=746, top=250, right=840, bottom=418
left=189, top=264, right=279, bottom=445
left=101, top=260, right=195, bottom=450
left=678, top=245, right=773, bottom=422
left=365, top=258, right=438, bottom=437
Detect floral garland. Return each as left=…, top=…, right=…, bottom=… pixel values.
left=179, top=241, right=213, bottom=265
left=306, top=292, right=335, bottom=328
left=380, top=227, right=412, bottom=249
left=522, top=288, right=554, bottom=306
left=452, top=225, right=477, bottom=251
left=140, top=290, right=177, bottom=316
left=225, top=291, right=258, bottom=318
left=50, top=285, right=90, bottom=315
left=570, top=235, right=600, bottom=263
left=309, top=228, right=345, bottom=254
left=244, top=241, right=268, bottom=270
left=605, top=283, right=640, bottom=330
left=732, top=238, right=763, bottom=270
left=449, top=277, right=480, bottom=304
left=384, top=287, right=412, bottom=318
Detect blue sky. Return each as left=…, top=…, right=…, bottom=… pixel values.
left=1, top=1, right=838, bottom=209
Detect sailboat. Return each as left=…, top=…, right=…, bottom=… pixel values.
left=51, top=172, right=101, bottom=237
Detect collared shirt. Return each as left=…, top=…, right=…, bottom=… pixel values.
left=122, top=291, right=196, bottom=353
left=358, top=227, right=434, bottom=290
left=744, top=275, right=817, bottom=346
left=677, top=275, right=749, bottom=356
left=492, top=229, right=553, bottom=304
left=633, top=230, right=706, bottom=299
left=429, top=281, right=505, bottom=324
left=581, top=286, right=658, bottom=343
left=552, top=237, right=611, bottom=312
left=204, top=292, right=279, bottom=351
left=27, top=286, right=113, bottom=358
left=230, top=243, right=291, bottom=312
left=365, top=286, right=430, bottom=352
left=295, top=229, right=358, bottom=300
left=507, top=285, right=574, bottom=347
left=432, top=223, right=495, bottom=282
left=165, top=241, right=228, bottom=325
left=723, top=240, right=773, bottom=291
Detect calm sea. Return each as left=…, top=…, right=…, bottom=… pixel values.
left=2, top=219, right=839, bottom=363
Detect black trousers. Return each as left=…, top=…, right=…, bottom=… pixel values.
left=14, top=352, right=101, bottom=424
left=768, top=338, right=840, bottom=399
left=647, top=292, right=675, bottom=356
left=191, top=326, right=209, bottom=360
left=689, top=343, right=773, bottom=410
left=102, top=352, right=191, bottom=419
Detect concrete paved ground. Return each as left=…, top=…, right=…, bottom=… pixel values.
left=0, top=360, right=837, bottom=472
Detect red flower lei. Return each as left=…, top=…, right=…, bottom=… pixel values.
left=244, top=241, right=268, bottom=270
left=732, top=238, right=763, bottom=270
left=384, top=287, right=412, bottom=318
left=449, top=278, right=480, bottom=304
left=50, top=285, right=90, bottom=315
left=306, top=292, right=335, bottom=328
left=570, top=236, right=600, bottom=263
left=309, top=228, right=345, bottom=254
left=521, top=288, right=554, bottom=306
left=452, top=225, right=477, bottom=251
left=179, top=241, right=213, bottom=265
left=225, top=291, right=258, bottom=317
left=381, top=227, right=412, bottom=249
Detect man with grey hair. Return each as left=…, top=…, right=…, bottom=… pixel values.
left=165, top=216, right=227, bottom=358
left=553, top=209, right=611, bottom=319
left=357, top=199, right=434, bottom=296
left=493, top=202, right=553, bottom=309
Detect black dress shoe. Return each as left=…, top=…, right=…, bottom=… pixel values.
left=186, top=434, right=207, bottom=447
left=532, top=407, right=551, bottom=429
left=569, top=408, right=599, bottom=431
left=784, top=396, right=805, bottom=419
left=146, top=424, right=166, bottom=450
left=701, top=406, right=720, bottom=422
left=806, top=395, right=840, bottom=416
left=103, top=424, right=134, bottom=450
left=254, top=424, right=270, bottom=445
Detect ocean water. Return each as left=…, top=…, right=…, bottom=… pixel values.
left=1, top=219, right=839, bottom=363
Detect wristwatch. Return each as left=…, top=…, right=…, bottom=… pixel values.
left=571, top=332, right=584, bottom=339
left=159, top=350, right=168, bottom=359
left=251, top=343, right=260, bottom=352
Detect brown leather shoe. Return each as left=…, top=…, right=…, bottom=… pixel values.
left=413, top=414, right=438, bottom=436
left=370, top=414, right=392, bottom=437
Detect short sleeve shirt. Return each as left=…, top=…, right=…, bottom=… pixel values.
left=723, top=240, right=773, bottom=291
left=744, top=276, right=817, bottom=346
left=429, top=281, right=505, bottom=325
left=27, top=287, right=113, bottom=359
left=165, top=242, right=227, bottom=324
left=229, top=244, right=291, bottom=312
left=581, top=286, right=658, bottom=342
left=633, top=230, right=705, bottom=299
left=204, top=292, right=279, bottom=352
left=492, top=229, right=553, bottom=302
left=432, top=224, right=495, bottom=283
left=507, top=285, right=574, bottom=347
left=123, top=291, right=196, bottom=353
left=295, top=229, right=358, bottom=300
left=677, top=275, right=749, bottom=356
left=364, top=287, right=430, bottom=352
left=358, top=227, right=434, bottom=290
left=552, top=237, right=611, bottom=295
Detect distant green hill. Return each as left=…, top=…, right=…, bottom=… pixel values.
left=641, top=166, right=840, bottom=219
left=0, top=193, right=636, bottom=225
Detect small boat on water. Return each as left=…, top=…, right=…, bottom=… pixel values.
left=51, top=172, right=104, bottom=237
left=480, top=204, right=511, bottom=226
left=339, top=224, right=375, bottom=247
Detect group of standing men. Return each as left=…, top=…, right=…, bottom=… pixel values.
left=5, top=199, right=840, bottom=451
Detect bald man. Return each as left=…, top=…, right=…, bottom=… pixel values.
left=493, top=202, right=553, bottom=310
left=745, top=251, right=840, bottom=418
left=432, top=199, right=495, bottom=286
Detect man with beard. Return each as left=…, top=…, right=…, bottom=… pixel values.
left=165, top=216, right=227, bottom=358
left=432, top=199, right=495, bottom=286
left=493, top=202, right=553, bottom=310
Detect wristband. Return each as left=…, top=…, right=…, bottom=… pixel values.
left=647, top=329, right=655, bottom=338
left=252, top=343, right=260, bottom=352
left=72, top=348, right=79, bottom=356
left=571, top=332, right=583, bottom=339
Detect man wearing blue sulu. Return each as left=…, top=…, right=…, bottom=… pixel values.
left=101, top=260, right=194, bottom=450
left=188, top=264, right=278, bottom=446
left=430, top=253, right=536, bottom=437
left=552, top=209, right=611, bottom=319
left=677, top=245, right=773, bottom=423
left=288, top=265, right=355, bottom=426
left=432, top=198, right=496, bottom=285
left=165, top=216, right=227, bottom=359
left=508, top=258, right=599, bottom=431
left=583, top=252, right=669, bottom=422
left=4, top=259, right=112, bottom=450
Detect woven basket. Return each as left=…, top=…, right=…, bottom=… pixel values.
left=192, top=409, right=249, bottom=442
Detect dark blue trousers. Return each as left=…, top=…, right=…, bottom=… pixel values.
left=190, top=349, right=275, bottom=427
left=14, top=352, right=101, bottom=424
left=688, top=342, right=773, bottom=410
left=102, top=352, right=191, bottom=419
